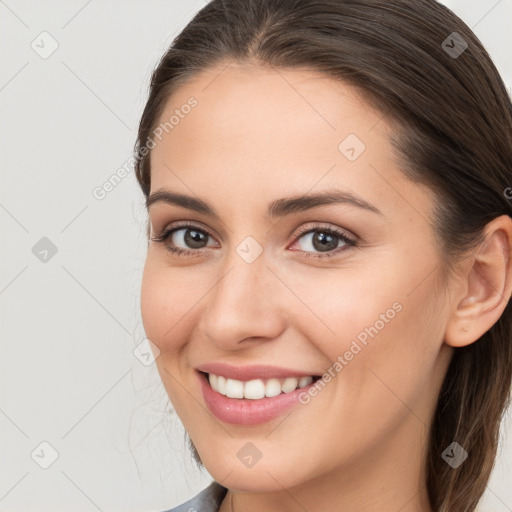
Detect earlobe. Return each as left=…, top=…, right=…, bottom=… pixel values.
left=444, top=215, right=512, bottom=348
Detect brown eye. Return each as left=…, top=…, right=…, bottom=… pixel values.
left=151, top=223, right=218, bottom=257
left=290, top=225, right=357, bottom=260
left=172, top=227, right=210, bottom=249
left=298, top=230, right=340, bottom=252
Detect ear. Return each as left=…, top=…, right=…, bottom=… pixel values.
left=444, top=214, right=512, bottom=348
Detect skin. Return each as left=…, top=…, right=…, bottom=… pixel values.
left=140, top=60, right=512, bottom=512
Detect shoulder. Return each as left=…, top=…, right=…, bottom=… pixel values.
left=159, top=481, right=228, bottom=512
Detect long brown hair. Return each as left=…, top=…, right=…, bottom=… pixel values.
left=133, top=1, right=512, bottom=510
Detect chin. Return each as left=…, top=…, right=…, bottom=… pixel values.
left=200, top=452, right=309, bottom=492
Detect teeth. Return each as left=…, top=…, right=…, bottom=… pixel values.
left=207, top=373, right=314, bottom=399
left=244, top=379, right=266, bottom=399
left=298, top=376, right=313, bottom=388
left=282, top=377, right=298, bottom=393
left=225, top=378, right=244, bottom=398
left=264, top=378, right=281, bottom=398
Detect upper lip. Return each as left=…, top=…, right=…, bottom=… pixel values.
left=195, top=362, right=320, bottom=381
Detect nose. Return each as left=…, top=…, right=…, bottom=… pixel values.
left=198, top=245, right=287, bottom=351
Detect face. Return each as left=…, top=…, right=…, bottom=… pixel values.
left=140, top=61, right=454, bottom=493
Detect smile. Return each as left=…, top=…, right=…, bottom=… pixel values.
left=197, top=370, right=323, bottom=425
left=207, top=372, right=319, bottom=399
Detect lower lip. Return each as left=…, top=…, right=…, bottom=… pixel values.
left=197, top=371, right=317, bottom=425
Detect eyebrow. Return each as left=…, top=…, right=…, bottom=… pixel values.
left=146, top=188, right=383, bottom=218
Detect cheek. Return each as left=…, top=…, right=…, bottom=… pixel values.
left=333, top=276, right=443, bottom=431
left=140, top=255, right=216, bottom=355
left=280, top=265, right=404, bottom=355
left=140, top=258, right=199, bottom=408
left=140, top=256, right=184, bottom=352
left=293, top=260, right=443, bottom=407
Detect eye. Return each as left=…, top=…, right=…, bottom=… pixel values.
left=151, top=221, right=357, bottom=260
left=150, top=222, right=218, bottom=257
left=289, top=224, right=357, bottom=259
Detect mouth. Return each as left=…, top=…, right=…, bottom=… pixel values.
left=194, top=362, right=325, bottom=425
left=197, top=370, right=323, bottom=425
left=199, top=371, right=322, bottom=400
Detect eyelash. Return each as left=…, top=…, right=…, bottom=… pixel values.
left=150, top=221, right=357, bottom=260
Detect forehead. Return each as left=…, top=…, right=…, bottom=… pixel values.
left=148, top=61, right=434, bottom=221
left=153, top=62, right=382, bottom=152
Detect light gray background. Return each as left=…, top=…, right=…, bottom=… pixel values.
left=1, top=1, right=511, bottom=511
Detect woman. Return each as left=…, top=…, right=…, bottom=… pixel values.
left=134, top=0, right=512, bottom=510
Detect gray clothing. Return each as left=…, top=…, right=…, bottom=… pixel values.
left=162, top=481, right=228, bottom=512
